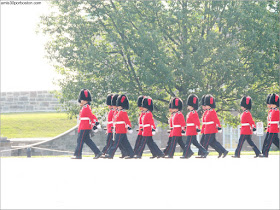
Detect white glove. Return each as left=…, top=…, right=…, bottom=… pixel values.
left=128, top=129, right=133, bottom=134
left=97, top=124, right=101, bottom=129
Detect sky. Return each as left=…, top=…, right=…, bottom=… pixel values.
left=1, top=1, right=60, bottom=92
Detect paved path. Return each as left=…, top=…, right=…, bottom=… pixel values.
left=1, top=155, right=279, bottom=209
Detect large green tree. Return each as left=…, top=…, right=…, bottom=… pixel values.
left=39, top=0, right=279, bottom=127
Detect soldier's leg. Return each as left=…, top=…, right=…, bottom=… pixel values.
left=262, top=132, right=270, bottom=154
left=272, top=134, right=279, bottom=149
left=148, top=138, right=164, bottom=157
left=246, top=135, right=261, bottom=156
left=107, top=133, right=122, bottom=158
left=121, top=134, right=135, bottom=157
left=198, top=134, right=205, bottom=156
left=163, top=137, right=172, bottom=155
left=102, top=133, right=113, bottom=154
left=262, top=133, right=276, bottom=157
left=183, top=135, right=194, bottom=158
left=234, top=135, right=246, bottom=157
left=74, top=130, right=86, bottom=158
left=177, top=137, right=185, bottom=150
left=167, top=136, right=178, bottom=158
left=134, top=135, right=142, bottom=153
left=84, top=133, right=101, bottom=155
left=192, top=136, right=208, bottom=156
left=137, top=136, right=148, bottom=157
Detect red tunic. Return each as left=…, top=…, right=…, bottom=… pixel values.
left=268, top=108, right=280, bottom=133
left=240, top=110, right=256, bottom=135
left=107, top=109, right=114, bottom=133
left=186, top=110, right=200, bottom=136
left=172, top=111, right=186, bottom=137
left=138, top=112, right=145, bottom=136
left=78, top=104, right=98, bottom=133
left=267, top=109, right=272, bottom=133
left=113, top=109, right=131, bottom=134
left=201, top=110, right=208, bottom=134
left=204, top=109, right=221, bottom=134
left=142, top=111, right=156, bottom=137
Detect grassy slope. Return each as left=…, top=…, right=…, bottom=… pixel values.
left=1, top=112, right=77, bottom=138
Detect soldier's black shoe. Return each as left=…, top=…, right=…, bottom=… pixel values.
left=218, top=153, right=223, bottom=158
left=119, top=155, right=127, bottom=159
left=164, top=156, right=173, bottom=159
left=104, top=155, right=113, bottom=159
left=150, top=156, right=157, bottom=159
left=231, top=155, right=240, bottom=158
left=71, top=156, right=82, bottom=159
left=134, top=156, right=141, bottom=159
left=223, top=151, right=229, bottom=158
left=254, top=153, right=260, bottom=158
left=202, top=151, right=209, bottom=158
left=259, top=154, right=268, bottom=158
left=93, top=152, right=102, bottom=159
left=157, top=154, right=165, bottom=158
left=180, top=156, right=187, bottom=159
left=124, top=156, right=134, bottom=159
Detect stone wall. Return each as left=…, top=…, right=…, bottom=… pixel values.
left=1, top=91, right=62, bottom=113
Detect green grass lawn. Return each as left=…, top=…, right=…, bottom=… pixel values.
left=1, top=112, right=77, bottom=138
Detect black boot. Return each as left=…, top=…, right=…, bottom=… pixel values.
left=93, top=152, right=102, bottom=159
left=222, top=151, right=229, bottom=158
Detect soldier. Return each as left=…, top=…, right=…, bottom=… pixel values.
left=262, top=94, right=279, bottom=154
left=197, top=95, right=207, bottom=157
left=134, top=97, right=164, bottom=159
left=101, top=94, right=114, bottom=155
left=260, top=93, right=280, bottom=157
left=71, top=89, right=102, bottom=159
left=104, top=94, right=135, bottom=159
left=133, top=96, right=145, bottom=154
left=202, top=94, right=228, bottom=158
left=181, top=94, right=209, bottom=159
left=232, top=96, right=261, bottom=158
left=165, top=97, right=186, bottom=158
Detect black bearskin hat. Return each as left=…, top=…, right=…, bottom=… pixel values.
left=269, top=93, right=279, bottom=107
left=111, top=94, right=119, bottom=106
left=137, top=96, right=145, bottom=107
left=142, top=97, right=154, bottom=112
left=171, top=97, right=183, bottom=111
left=266, top=94, right=271, bottom=105
left=106, top=94, right=114, bottom=106
left=116, top=94, right=129, bottom=109
left=201, top=95, right=206, bottom=106
left=240, top=96, right=252, bottom=110
left=78, top=89, right=92, bottom=103
left=204, top=94, right=216, bottom=108
left=187, top=94, right=199, bottom=110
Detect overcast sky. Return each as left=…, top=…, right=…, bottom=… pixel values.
left=1, top=1, right=60, bottom=92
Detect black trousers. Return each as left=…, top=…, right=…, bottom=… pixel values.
left=235, top=134, right=260, bottom=157
left=203, top=133, right=226, bottom=154
left=166, top=136, right=185, bottom=157
left=136, top=136, right=163, bottom=157
left=262, top=132, right=279, bottom=154
left=102, top=133, right=114, bottom=154
left=262, top=133, right=279, bottom=157
left=74, top=130, right=101, bottom=158
left=134, top=135, right=142, bottom=153
left=164, top=136, right=185, bottom=155
left=107, top=133, right=134, bottom=158
left=183, top=135, right=208, bottom=158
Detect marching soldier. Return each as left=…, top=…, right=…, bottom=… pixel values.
left=133, top=96, right=145, bottom=153
left=104, top=94, right=135, bottom=159
left=134, top=97, right=164, bottom=158
left=232, top=96, right=261, bottom=158
left=163, top=99, right=174, bottom=156
left=181, top=94, right=209, bottom=159
left=202, top=94, right=228, bottom=158
left=101, top=94, right=114, bottom=155
left=260, top=93, right=280, bottom=157
left=72, top=89, right=102, bottom=159
left=165, top=97, right=186, bottom=158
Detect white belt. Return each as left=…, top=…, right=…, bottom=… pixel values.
left=203, top=121, right=214, bottom=125
left=241, top=123, right=250, bottom=126
left=107, top=121, right=113, bottom=124
left=143, top=124, right=151, bottom=127
left=269, top=121, right=279, bottom=124
left=173, top=125, right=182, bottom=128
left=80, top=117, right=90, bottom=121
left=186, top=123, right=195, bottom=126
left=114, top=121, right=126, bottom=125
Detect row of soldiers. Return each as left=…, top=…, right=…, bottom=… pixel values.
left=71, top=89, right=279, bottom=159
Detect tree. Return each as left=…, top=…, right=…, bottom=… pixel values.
left=39, top=0, right=279, bottom=127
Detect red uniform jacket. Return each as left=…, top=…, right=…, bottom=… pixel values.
left=201, top=110, right=208, bottom=134
left=113, top=109, right=131, bottom=134
left=107, top=109, right=114, bottom=133
left=268, top=108, right=280, bottom=133
left=186, top=110, right=200, bottom=136
left=240, top=110, right=255, bottom=135
left=172, top=111, right=186, bottom=137
left=142, top=111, right=156, bottom=137
left=169, top=114, right=173, bottom=137
left=204, top=109, right=220, bottom=134
left=267, top=109, right=272, bottom=133
left=78, top=104, right=98, bottom=133
left=138, top=112, right=145, bottom=136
